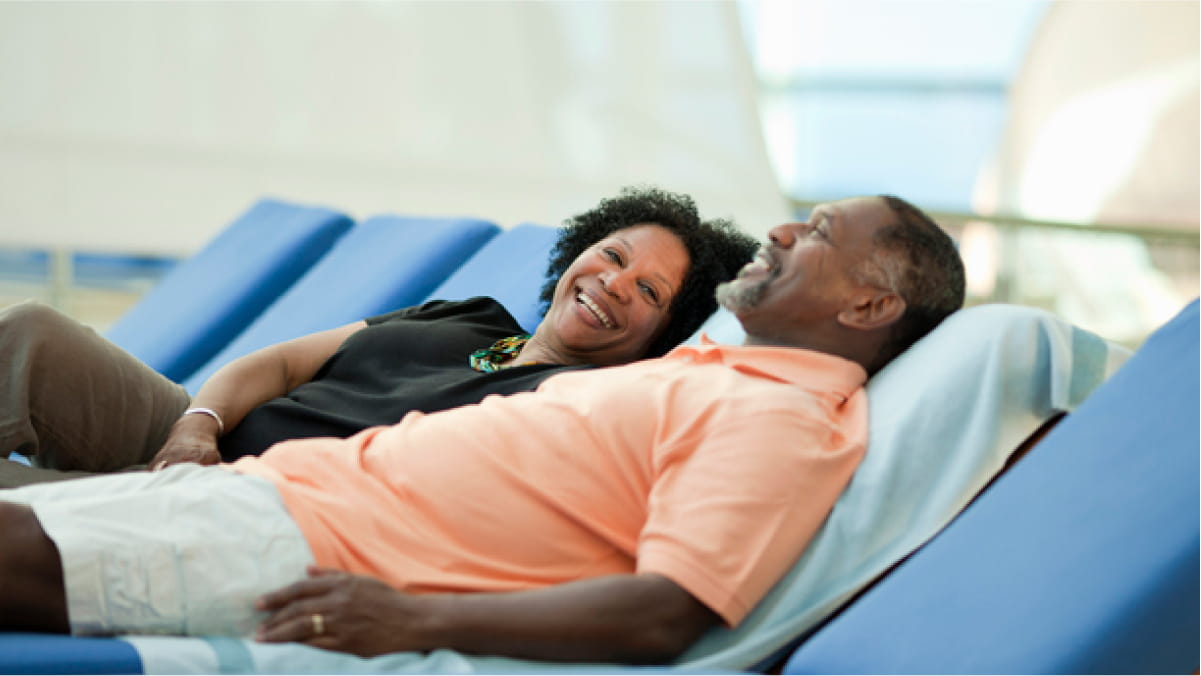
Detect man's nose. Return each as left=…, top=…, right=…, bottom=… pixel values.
left=767, top=222, right=804, bottom=248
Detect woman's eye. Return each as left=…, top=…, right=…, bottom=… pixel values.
left=603, top=248, right=623, bottom=265
left=639, top=282, right=660, bottom=303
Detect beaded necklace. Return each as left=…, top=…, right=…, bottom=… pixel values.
left=469, top=334, right=534, bottom=373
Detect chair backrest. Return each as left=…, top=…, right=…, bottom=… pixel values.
left=424, top=222, right=560, bottom=333
left=182, top=215, right=498, bottom=393
left=673, top=303, right=1130, bottom=672
left=105, top=198, right=352, bottom=382
left=782, top=299, right=1200, bottom=675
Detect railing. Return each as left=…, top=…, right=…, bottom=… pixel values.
left=0, top=248, right=177, bottom=331
left=3, top=203, right=1197, bottom=346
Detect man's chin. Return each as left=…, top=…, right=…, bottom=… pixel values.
left=716, top=279, right=765, bottom=314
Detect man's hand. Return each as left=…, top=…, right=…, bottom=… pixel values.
left=254, top=567, right=718, bottom=663
left=148, top=416, right=222, bottom=470
left=255, top=566, right=427, bottom=657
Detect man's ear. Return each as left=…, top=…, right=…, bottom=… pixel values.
left=837, top=290, right=906, bottom=330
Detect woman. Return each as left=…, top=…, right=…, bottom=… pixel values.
left=0, top=186, right=756, bottom=485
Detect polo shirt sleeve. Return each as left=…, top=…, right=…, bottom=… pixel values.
left=636, top=405, right=865, bottom=627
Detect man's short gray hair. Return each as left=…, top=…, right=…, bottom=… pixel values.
left=863, top=195, right=966, bottom=374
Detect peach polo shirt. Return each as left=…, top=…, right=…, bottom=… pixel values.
left=232, top=340, right=868, bottom=626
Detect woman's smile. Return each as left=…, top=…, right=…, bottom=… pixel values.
left=575, top=290, right=615, bottom=329
left=534, top=223, right=690, bottom=365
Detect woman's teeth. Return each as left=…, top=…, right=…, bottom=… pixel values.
left=577, top=292, right=614, bottom=328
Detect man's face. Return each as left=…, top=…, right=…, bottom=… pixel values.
left=717, top=196, right=893, bottom=341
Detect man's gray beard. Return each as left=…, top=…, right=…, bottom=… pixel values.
left=716, top=277, right=768, bottom=313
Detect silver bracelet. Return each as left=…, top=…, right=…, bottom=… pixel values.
left=182, top=407, right=225, bottom=436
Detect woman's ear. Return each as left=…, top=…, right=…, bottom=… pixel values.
left=837, top=290, right=906, bottom=330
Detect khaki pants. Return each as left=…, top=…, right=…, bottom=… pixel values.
left=0, top=301, right=190, bottom=487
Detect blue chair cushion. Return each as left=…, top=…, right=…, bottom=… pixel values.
left=425, top=223, right=560, bottom=333
left=105, top=199, right=351, bottom=382
left=0, top=632, right=141, bottom=674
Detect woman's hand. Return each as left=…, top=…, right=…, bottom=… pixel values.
left=255, top=566, right=429, bottom=657
left=148, top=417, right=222, bottom=469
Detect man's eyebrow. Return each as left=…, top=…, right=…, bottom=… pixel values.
left=817, top=206, right=841, bottom=228
left=810, top=207, right=844, bottom=248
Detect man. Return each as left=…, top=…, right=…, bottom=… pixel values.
left=0, top=195, right=965, bottom=664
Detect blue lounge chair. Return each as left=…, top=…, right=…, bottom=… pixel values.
left=104, top=199, right=352, bottom=382
left=781, top=299, right=1199, bottom=675
left=181, top=215, right=498, bottom=393
left=424, top=222, right=561, bottom=333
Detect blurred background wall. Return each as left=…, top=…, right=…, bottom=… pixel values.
left=0, top=0, right=785, bottom=254
left=0, top=0, right=1196, bottom=345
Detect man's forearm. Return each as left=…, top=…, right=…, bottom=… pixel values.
left=416, top=573, right=717, bottom=663
left=256, top=570, right=719, bottom=663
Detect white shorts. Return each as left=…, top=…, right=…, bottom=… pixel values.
left=2, top=464, right=314, bottom=636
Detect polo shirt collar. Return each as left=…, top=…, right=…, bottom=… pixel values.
left=668, top=335, right=867, bottom=400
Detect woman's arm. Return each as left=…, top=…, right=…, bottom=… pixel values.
left=150, top=320, right=367, bottom=468
left=255, top=568, right=719, bottom=664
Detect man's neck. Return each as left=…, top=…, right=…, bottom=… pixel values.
left=741, top=332, right=872, bottom=373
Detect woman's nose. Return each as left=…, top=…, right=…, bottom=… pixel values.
left=599, top=269, right=631, bottom=301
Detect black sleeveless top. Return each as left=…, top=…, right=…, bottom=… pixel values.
left=218, top=297, right=589, bottom=460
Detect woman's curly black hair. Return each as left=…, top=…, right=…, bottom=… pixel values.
left=538, top=186, right=758, bottom=358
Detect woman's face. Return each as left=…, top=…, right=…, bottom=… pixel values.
left=540, top=224, right=690, bottom=365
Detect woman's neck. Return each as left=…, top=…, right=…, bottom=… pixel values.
left=514, top=334, right=577, bottom=367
